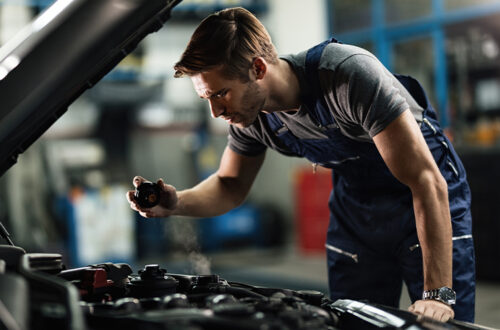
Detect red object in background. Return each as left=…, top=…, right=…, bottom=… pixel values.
left=294, top=167, right=332, bottom=254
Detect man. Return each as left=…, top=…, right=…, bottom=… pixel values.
left=127, top=7, right=475, bottom=322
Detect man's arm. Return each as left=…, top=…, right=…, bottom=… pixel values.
left=175, top=146, right=265, bottom=217
left=127, top=146, right=265, bottom=218
left=372, top=110, right=454, bottom=321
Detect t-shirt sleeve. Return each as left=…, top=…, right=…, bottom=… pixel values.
left=228, top=125, right=267, bottom=156
left=325, top=54, right=409, bottom=138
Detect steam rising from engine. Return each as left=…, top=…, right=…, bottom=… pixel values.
left=169, top=218, right=211, bottom=275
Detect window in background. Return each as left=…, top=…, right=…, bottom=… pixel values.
left=445, top=0, right=500, bottom=11
left=329, top=0, right=371, bottom=33
left=385, top=0, right=432, bottom=24
left=357, top=41, right=374, bottom=54
left=392, top=36, right=436, bottom=109
left=445, top=13, right=500, bottom=145
left=173, top=0, right=268, bottom=19
left=0, top=4, right=33, bottom=45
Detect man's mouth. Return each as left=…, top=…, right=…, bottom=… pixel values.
left=224, top=116, right=237, bottom=124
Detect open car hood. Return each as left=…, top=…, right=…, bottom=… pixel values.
left=0, top=0, right=181, bottom=177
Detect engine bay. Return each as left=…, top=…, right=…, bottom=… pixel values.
left=0, top=246, right=486, bottom=330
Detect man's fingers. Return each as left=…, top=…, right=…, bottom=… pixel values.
left=129, top=202, right=141, bottom=212
left=408, top=302, right=423, bottom=314
left=139, top=210, right=155, bottom=218
left=433, top=309, right=452, bottom=323
left=126, top=190, right=151, bottom=213
left=129, top=176, right=175, bottom=218
left=126, top=191, right=135, bottom=203
left=416, top=305, right=435, bottom=320
left=441, top=308, right=454, bottom=322
left=153, top=179, right=178, bottom=210
left=133, top=176, right=146, bottom=188
left=158, top=179, right=176, bottom=194
left=408, top=300, right=454, bottom=323
left=413, top=304, right=425, bottom=315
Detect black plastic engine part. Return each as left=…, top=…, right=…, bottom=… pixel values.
left=0, top=272, right=29, bottom=330
left=295, top=289, right=326, bottom=306
left=161, top=293, right=190, bottom=308
left=28, top=253, right=65, bottom=274
left=127, top=264, right=178, bottom=298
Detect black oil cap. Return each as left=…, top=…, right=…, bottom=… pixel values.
left=134, top=181, right=160, bottom=208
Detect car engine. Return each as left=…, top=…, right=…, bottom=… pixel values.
left=0, top=246, right=486, bottom=330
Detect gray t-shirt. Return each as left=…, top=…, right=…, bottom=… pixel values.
left=228, top=43, right=424, bottom=157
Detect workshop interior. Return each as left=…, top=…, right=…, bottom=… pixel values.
left=0, top=0, right=500, bottom=329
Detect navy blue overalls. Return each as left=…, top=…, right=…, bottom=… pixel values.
left=265, top=39, right=475, bottom=322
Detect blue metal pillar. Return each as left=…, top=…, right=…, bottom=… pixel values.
left=433, top=29, right=448, bottom=128
left=432, top=0, right=449, bottom=127
left=372, top=0, right=391, bottom=67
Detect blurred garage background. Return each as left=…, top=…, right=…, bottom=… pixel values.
left=0, top=0, right=499, bottom=327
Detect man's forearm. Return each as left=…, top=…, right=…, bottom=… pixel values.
left=173, top=173, right=248, bottom=218
left=411, top=171, right=453, bottom=290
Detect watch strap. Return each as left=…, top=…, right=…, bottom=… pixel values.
left=422, top=287, right=456, bottom=306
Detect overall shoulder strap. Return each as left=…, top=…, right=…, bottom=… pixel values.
left=304, top=37, right=339, bottom=128
left=265, top=38, right=340, bottom=134
left=393, top=73, right=437, bottom=120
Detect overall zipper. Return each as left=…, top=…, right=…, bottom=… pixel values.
left=312, top=156, right=361, bottom=173
left=422, top=117, right=437, bottom=135
left=325, top=243, right=359, bottom=263
left=408, top=234, right=473, bottom=252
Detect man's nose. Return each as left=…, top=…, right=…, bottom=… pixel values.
left=208, top=99, right=225, bottom=118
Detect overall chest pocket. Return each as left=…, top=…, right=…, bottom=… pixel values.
left=299, top=138, right=361, bottom=171
left=300, top=129, right=387, bottom=176
left=298, top=126, right=365, bottom=165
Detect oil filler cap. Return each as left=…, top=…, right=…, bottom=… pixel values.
left=134, top=182, right=160, bottom=208
left=128, top=264, right=177, bottom=298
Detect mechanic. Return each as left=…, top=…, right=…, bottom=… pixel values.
left=127, top=7, right=475, bottom=323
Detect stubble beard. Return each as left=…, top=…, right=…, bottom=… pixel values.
left=236, top=81, right=265, bottom=128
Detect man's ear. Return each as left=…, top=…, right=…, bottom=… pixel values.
left=252, top=57, right=267, bottom=80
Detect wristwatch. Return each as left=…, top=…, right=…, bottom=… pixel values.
left=422, top=287, right=456, bottom=306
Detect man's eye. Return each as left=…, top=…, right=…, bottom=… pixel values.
left=214, top=90, right=227, bottom=99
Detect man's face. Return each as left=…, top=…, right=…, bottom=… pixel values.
left=191, top=66, right=265, bottom=128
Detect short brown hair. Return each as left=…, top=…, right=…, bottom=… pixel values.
left=174, top=7, right=278, bottom=81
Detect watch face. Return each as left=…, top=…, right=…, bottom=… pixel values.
left=438, top=287, right=456, bottom=305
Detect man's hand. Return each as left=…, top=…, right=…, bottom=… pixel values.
left=408, top=299, right=454, bottom=322
left=126, top=176, right=178, bottom=218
